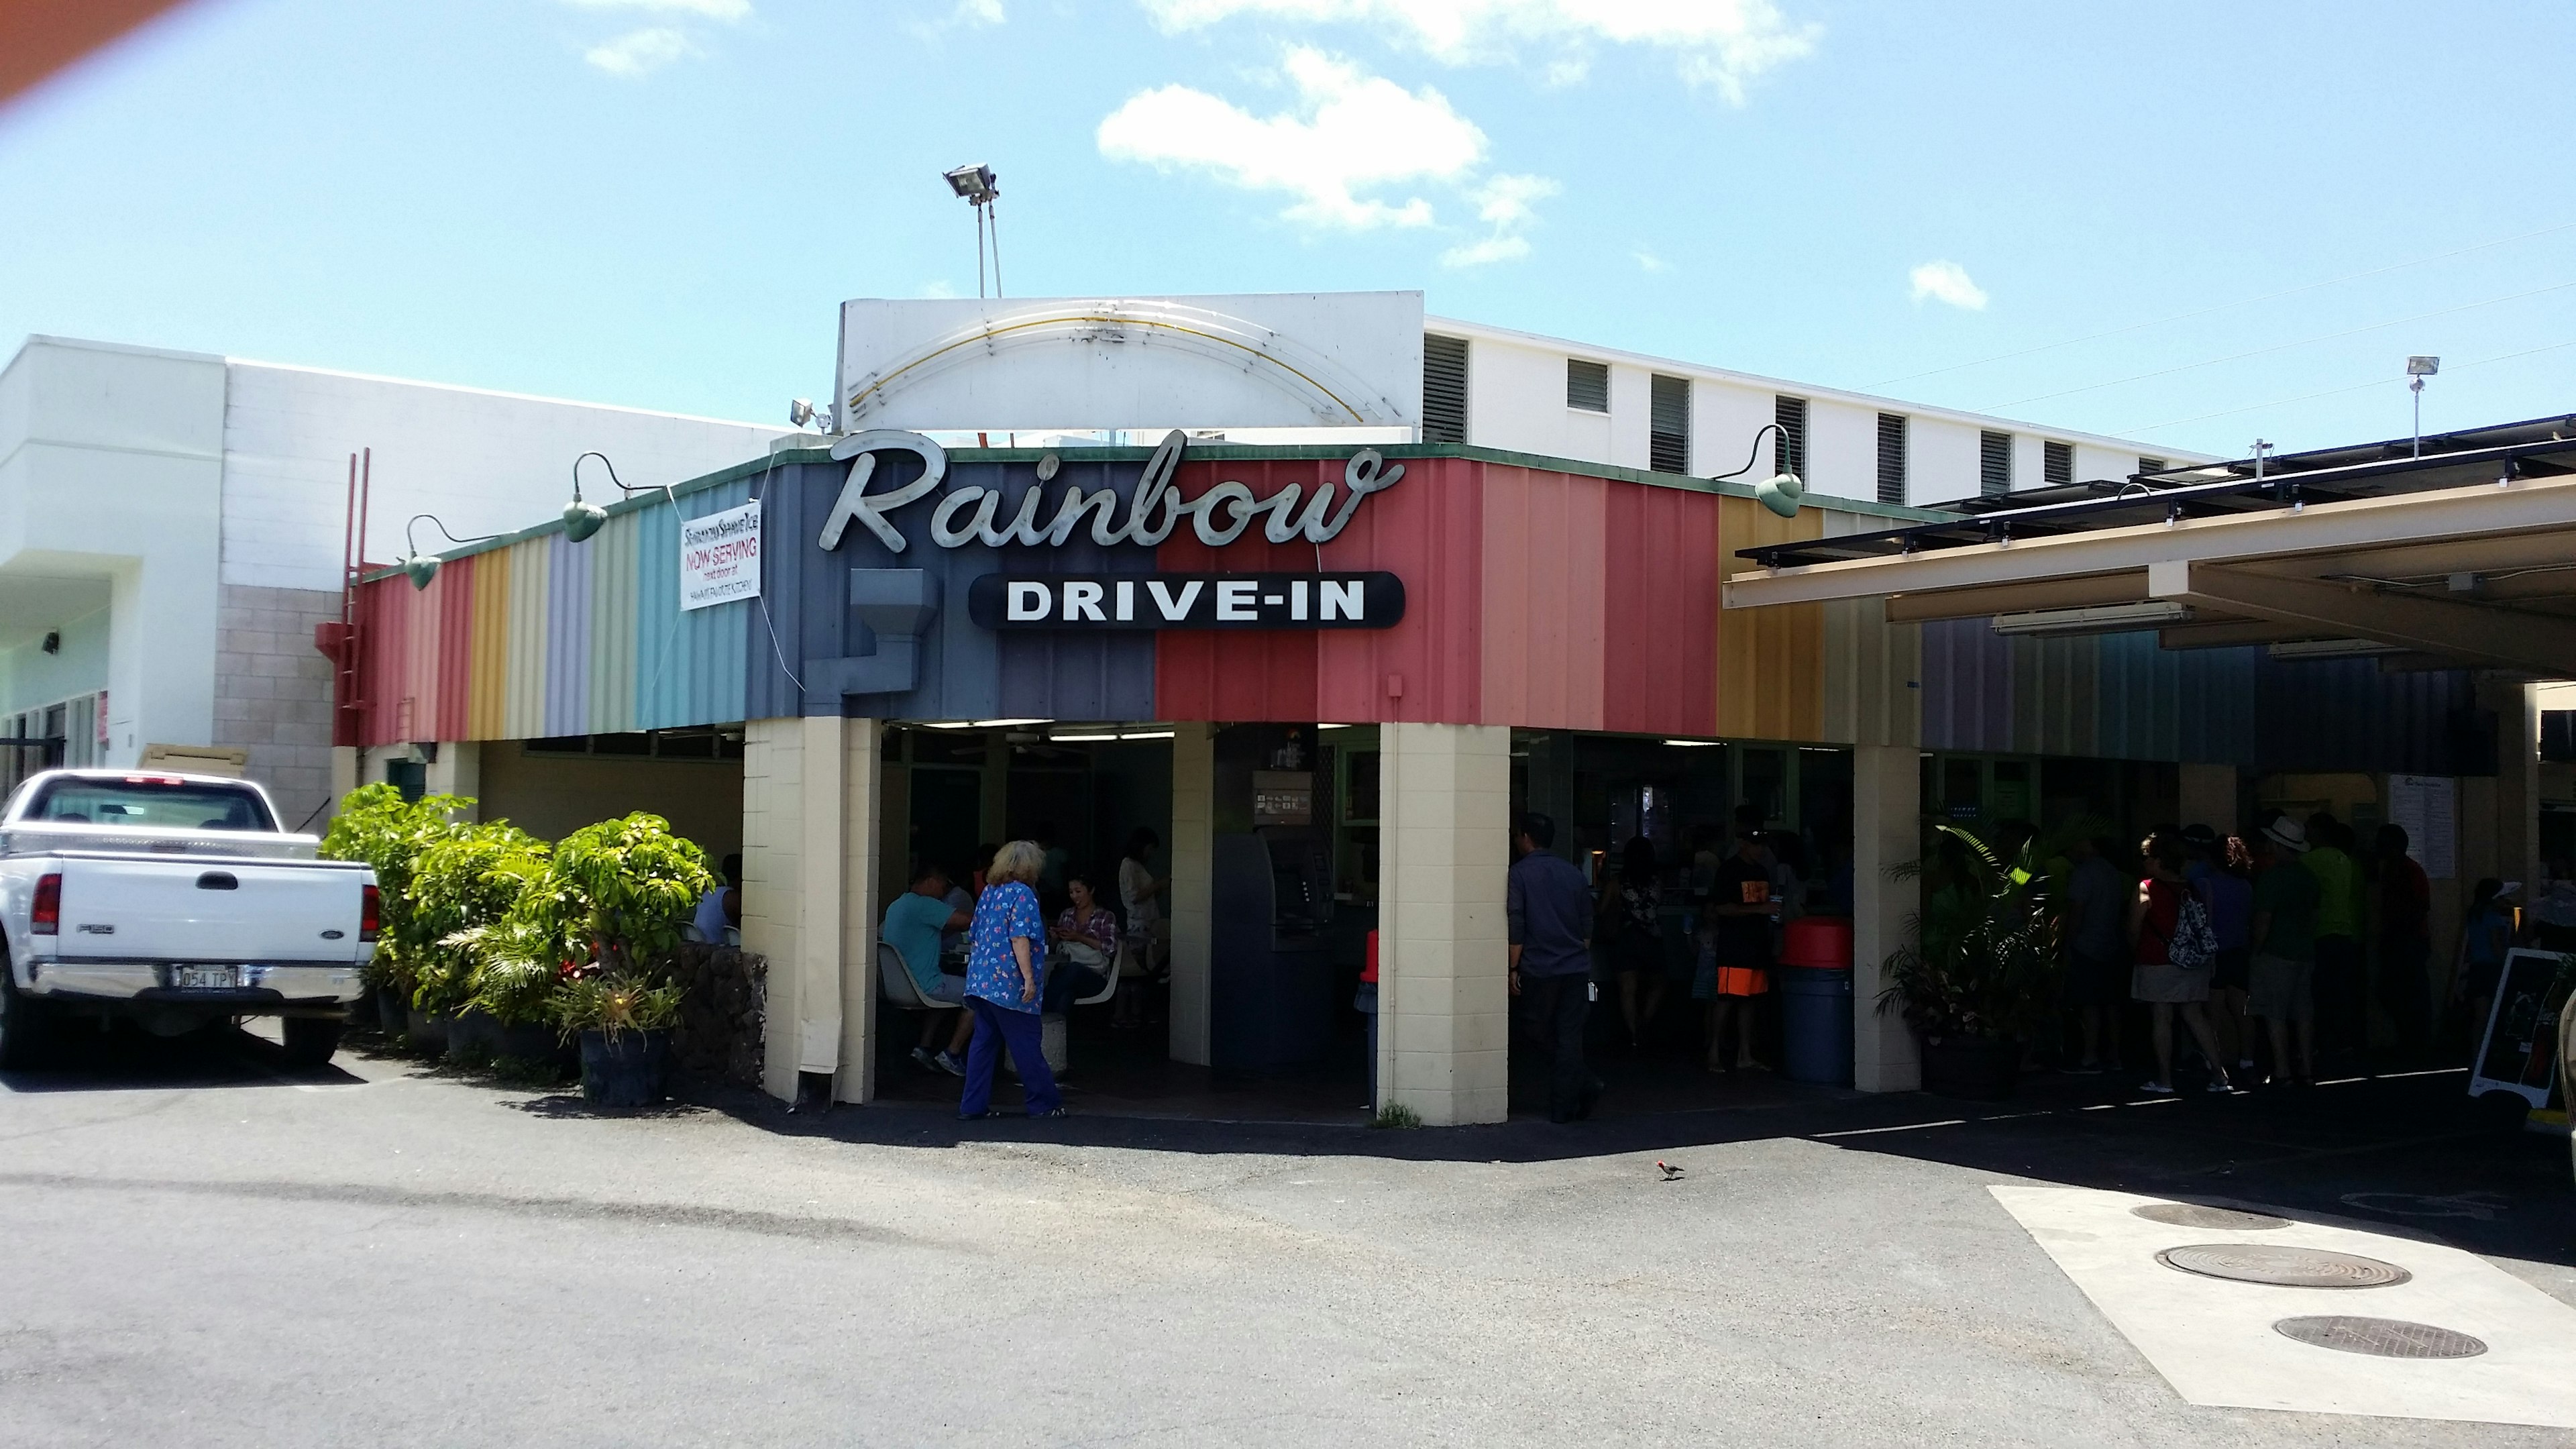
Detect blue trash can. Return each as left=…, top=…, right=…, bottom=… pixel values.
left=1779, top=966, right=1854, bottom=1085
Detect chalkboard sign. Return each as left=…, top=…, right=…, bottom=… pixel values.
left=2467, top=947, right=2573, bottom=1108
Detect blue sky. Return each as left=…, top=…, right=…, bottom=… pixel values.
left=3, top=0, right=2571, bottom=458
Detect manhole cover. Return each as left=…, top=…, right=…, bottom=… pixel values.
left=2131, top=1203, right=2290, bottom=1230
left=2155, top=1244, right=2412, bottom=1287
left=2274, top=1316, right=2487, bottom=1358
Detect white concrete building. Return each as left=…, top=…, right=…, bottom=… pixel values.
left=1424, top=314, right=2191, bottom=506
left=0, top=335, right=792, bottom=826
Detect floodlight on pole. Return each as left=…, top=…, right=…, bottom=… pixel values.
left=943, top=162, right=1003, bottom=298
left=2408, top=356, right=2439, bottom=457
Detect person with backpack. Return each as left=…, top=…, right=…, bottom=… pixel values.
left=2129, top=829, right=2235, bottom=1095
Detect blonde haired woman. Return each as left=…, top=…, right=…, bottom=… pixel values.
left=956, top=840, right=1065, bottom=1119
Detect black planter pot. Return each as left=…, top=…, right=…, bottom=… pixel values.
left=375, top=987, right=408, bottom=1036
left=490, top=1018, right=575, bottom=1069
left=1920, top=1033, right=2020, bottom=1101
left=445, top=1010, right=500, bottom=1062
left=579, top=1028, right=669, bottom=1108
left=406, top=1008, right=450, bottom=1053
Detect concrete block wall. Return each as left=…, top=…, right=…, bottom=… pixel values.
left=212, top=582, right=340, bottom=830
left=1377, top=721, right=1510, bottom=1126
left=741, top=718, right=808, bottom=1100
left=739, top=715, right=880, bottom=1105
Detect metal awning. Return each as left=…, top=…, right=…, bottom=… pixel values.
left=1724, top=413, right=2576, bottom=678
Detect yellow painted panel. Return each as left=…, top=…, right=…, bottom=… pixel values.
left=468, top=547, right=511, bottom=741
left=1717, top=496, right=1825, bottom=741
left=503, top=539, right=551, bottom=741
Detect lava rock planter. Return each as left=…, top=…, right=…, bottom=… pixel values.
left=578, top=1028, right=669, bottom=1109
left=1919, top=1033, right=2020, bottom=1101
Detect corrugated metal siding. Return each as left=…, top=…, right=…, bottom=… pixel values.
left=1718, top=496, right=1823, bottom=741
left=641, top=481, right=752, bottom=730
left=1602, top=478, right=1720, bottom=736
left=1314, top=455, right=1486, bottom=725
left=503, top=537, right=550, bottom=741
left=1478, top=464, right=1606, bottom=732
left=544, top=533, right=593, bottom=737
left=589, top=506, right=640, bottom=736
left=467, top=547, right=511, bottom=741
left=433, top=553, right=475, bottom=741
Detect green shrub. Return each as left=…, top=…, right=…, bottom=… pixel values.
left=318, top=784, right=471, bottom=996
left=411, top=823, right=554, bottom=1022
left=549, top=972, right=686, bottom=1042
left=521, top=813, right=714, bottom=977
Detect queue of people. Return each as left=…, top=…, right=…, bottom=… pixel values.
left=2057, top=807, right=2491, bottom=1092
left=875, top=827, right=1173, bottom=1120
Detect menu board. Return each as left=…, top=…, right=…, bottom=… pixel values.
left=2387, top=773, right=2457, bottom=879
left=2467, top=947, right=2572, bottom=1108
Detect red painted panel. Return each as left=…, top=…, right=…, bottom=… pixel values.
left=1316, top=455, right=1484, bottom=724
left=1600, top=482, right=1720, bottom=737
left=1477, top=464, right=1605, bottom=731
left=353, top=575, right=413, bottom=748
left=1151, top=458, right=1326, bottom=724
left=433, top=554, right=476, bottom=742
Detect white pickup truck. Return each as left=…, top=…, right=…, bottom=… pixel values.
left=0, top=769, right=376, bottom=1071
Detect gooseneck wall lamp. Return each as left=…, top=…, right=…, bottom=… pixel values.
left=564, top=451, right=621, bottom=543
left=1711, top=423, right=1807, bottom=519
left=397, top=515, right=500, bottom=591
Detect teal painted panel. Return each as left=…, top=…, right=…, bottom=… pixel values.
left=637, top=478, right=753, bottom=731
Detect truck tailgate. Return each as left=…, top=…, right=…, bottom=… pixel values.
left=51, top=855, right=369, bottom=965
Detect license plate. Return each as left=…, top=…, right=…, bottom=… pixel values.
left=171, top=965, right=241, bottom=990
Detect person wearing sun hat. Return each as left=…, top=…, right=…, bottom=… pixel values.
left=2246, top=814, right=2320, bottom=1085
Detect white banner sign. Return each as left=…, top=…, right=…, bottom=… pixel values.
left=680, top=500, right=763, bottom=610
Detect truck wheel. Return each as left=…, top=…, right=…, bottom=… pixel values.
left=279, top=1016, right=344, bottom=1070
left=0, top=966, right=53, bottom=1071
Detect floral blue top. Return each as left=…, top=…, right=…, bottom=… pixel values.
left=964, top=881, right=1045, bottom=1014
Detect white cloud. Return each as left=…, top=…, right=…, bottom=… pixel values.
left=1909, top=259, right=1989, bottom=311
left=1441, top=170, right=1555, bottom=266
left=955, top=0, right=1006, bottom=20
left=584, top=26, right=695, bottom=75
left=1633, top=249, right=1668, bottom=272
left=565, top=0, right=751, bottom=18
left=918, top=279, right=961, bottom=299
left=1138, top=0, right=1819, bottom=103
left=1098, top=48, right=1486, bottom=229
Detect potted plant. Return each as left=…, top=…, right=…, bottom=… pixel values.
left=506, top=813, right=712, bottom=1106
left=413, top=821, right=556, bottom=1064
left=1878, top=824, right=2060, bottom=1100
left=319, top=783, right=472, bottom=1047
left=551, top=972, right=686, bottom=1107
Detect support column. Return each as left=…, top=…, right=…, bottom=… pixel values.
left=1167, top=724, right=1214, bottom=1067
left=1851, top=743, right=1922, bottom=1093
left=2178, top=761, right=2236, bottom=833
left=741, top=716, right=880, bottom=1104
left=424, top=742, right=482, bottom=821
left=2488, top=678, right=2539, bottom=892
left=327, top=745, right=357, bottom=822
left=1378, top=721, right=1510, bottom=1126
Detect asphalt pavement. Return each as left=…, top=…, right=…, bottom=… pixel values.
left=1, top=1022, right=2570, bottom=1448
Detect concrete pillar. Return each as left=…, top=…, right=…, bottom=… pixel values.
left=2178, top=761, right=2237, bottom=833
left=1377, top=721, right=1510, bottom=1126
left=424, top=741, right=481, bottom=821
left=2489, top=679, right=2540, bottom=892
left=327, top=745, right=357, bottom=821
left=1851, top=743, right=1923, bottom=1093
left=1167, top=724, right=1214, bottom=1067
left=741, top=715, right=881, bottom=1104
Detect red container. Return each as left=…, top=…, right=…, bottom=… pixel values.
left=1781, top=916, right=1854, bottom=969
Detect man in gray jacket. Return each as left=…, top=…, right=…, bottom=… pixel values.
left=1510, top=811, right=1598, bottom=1122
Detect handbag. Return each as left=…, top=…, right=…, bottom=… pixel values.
left=2157, top=888, right=2218, bottom=971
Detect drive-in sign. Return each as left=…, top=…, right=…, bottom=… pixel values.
left=967, top=572, right=1404, bottom=631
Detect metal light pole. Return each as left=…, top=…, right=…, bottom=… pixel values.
left=944, top=164, right=1002, bottom=298
left=2407, top=356, right=2440, bottom=458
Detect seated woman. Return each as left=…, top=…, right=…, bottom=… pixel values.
left=1042, top=870, right=1119, bottom=1013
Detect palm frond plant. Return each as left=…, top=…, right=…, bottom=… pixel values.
left=1878, top=823, right=2061, bottom=1042
left=547, top=972, right=686, bottom=1043
left=409, top=822, right=553, bottom=1020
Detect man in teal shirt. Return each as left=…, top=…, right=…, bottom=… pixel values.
left=883, top=864, right=973, bottom=1075
left=2249, top=818, right=2322, bottom=1085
